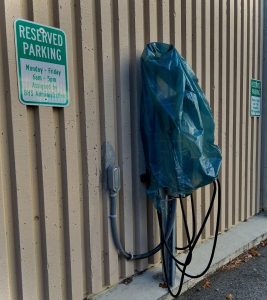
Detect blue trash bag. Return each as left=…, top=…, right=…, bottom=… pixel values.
left=140, top=42, right=222, bottom=206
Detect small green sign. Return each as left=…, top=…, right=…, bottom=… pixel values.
left=14, top=19, right=69, bottom=107
left=250, top=79, right=261, bottom=117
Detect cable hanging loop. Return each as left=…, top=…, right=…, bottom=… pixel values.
left=159, top=179, right=221, bottom=298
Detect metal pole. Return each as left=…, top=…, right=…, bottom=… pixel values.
left=161, top=195, right=176, bottom=287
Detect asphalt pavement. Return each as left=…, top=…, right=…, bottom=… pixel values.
left=179, top=242, right=267, bottom=300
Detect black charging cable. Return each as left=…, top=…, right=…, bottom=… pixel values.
left=108, top=165, right=221, bottom=298
left=109, top=191, right=197, bottom=261
left=175, top=194, right=196, bottom=251
left=158, top=179, right=221, bottom=298
left=176, top=180, right=221, bottom=279
left=162, top=181, right=217, bottom=267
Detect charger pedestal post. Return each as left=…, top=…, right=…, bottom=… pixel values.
left=161, top=194, right=176, bottom=287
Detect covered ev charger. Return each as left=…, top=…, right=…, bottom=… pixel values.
left=108, top=42, right=222, bottom=298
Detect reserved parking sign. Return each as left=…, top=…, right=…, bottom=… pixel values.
left=14, top=19, right=69, bottom=107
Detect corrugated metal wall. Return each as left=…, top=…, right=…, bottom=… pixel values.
left=0, top=0, right=263, bottom=299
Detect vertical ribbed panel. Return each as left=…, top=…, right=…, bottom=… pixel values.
left=210, top=0, right=220, bottom=236
left=145, top=0, right=161, bottom=265
left=226, top=0, right=234, bottom=229
left=77, top=0, right=103, bottom=294
left=191, top=0, right=203, bottom=243
left=251, top=0, right=258, bottom=216
left=96, top=0, right=119, bottom=287
left=246, top=0, right=253, bottom=220
left=240, top=0, right=248, bottom=222
left=0, top=1, right=263, bottom=299
left=219, top=0, right=228, bottom=232
left=233, top=0, right=241, bottom=226
left=202, top=0, right=211, bottom=239
left=129, top=0, right=148, bottom=272
left=257, top=0, right=263, bottom=213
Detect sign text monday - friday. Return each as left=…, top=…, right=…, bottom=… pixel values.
left=25, top=64, right=61, bottom=77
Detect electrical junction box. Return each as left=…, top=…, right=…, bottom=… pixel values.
left=108, top=166, right=121, bottom=193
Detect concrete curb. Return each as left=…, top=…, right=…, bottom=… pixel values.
left=95, top=214, right=267, bottom=300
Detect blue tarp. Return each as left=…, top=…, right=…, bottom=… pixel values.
left=141, top=42, right=222, bottom=206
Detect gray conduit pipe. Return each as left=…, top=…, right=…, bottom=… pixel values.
left=109, top=191, right=177, bottom=260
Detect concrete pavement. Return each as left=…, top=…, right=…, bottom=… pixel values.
left=179, top=242, right=267, bottom=300
left=95, top=215, right=267, bottom=300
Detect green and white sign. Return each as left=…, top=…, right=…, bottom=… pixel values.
left=14, top=19, right=69, bottom=107
left=250, top=79, right=261, bottom=117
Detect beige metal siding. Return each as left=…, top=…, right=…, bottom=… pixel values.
left=0, top=0, right=263, bottom=299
